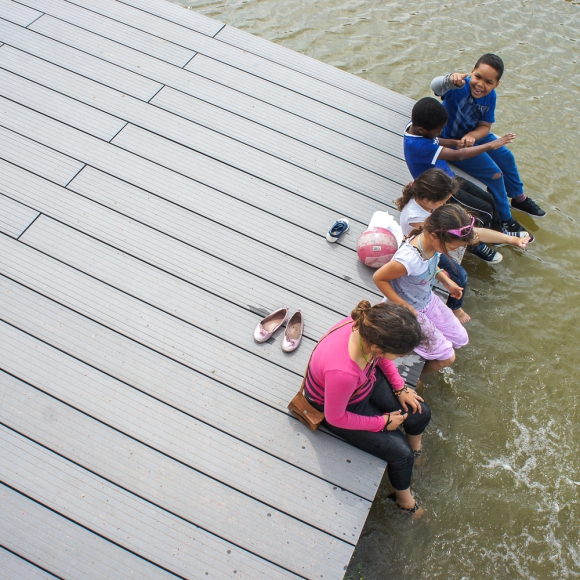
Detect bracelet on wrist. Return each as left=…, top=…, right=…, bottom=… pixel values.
left=393, top=385, right=409, bottom=398
left=383, top=413, right=392, bottom=431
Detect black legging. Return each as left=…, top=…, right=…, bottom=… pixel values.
left=311, top=369, right=431, bottom=490
left=452, top=177, right=502, bottom=231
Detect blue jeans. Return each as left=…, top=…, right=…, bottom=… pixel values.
left=439, top=253, right=467, bottom=311
left=451, top=133, right=524, bottom=222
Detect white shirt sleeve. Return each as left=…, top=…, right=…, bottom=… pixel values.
left=392, top=243, right=429, bottom=277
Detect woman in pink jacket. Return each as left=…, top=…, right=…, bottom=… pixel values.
left=305, top=300, right=429, bottom=514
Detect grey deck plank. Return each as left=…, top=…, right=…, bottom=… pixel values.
left=0, top=44, right=402, bottom=220
left=0, top=0, right=42, bottom=27
left=27, top=0, right=408, bottom=134
left=0, top=16, right=162, bottom=102
left=0, top=275, right=385, bottom=501
left=23, top=214, right=312, bottom=377
left=2, top=0, right=408, bottom=184
left=214, top=24, right=415, bottom=116
left=0, top=157, right=377, bottom=342
left=0, top=160, right=360, bottom=342
left=0, top=409, right=299, bottom=579
left=0, top=68, right=126, bottom=142
left=0, top=546, right=56, bottom=580
left=0, top=484, right=176, bottom=580
left=0, top=233, right=302, bottom=408
left=0, top=20, right=402, bottom=207
left=119, top=0, right=224, bottom=38
left=0, top=371, right=352, bottom=578
left=19, top=0, right=407, bottom=153
left=0, top=125, right=84, bottom=186
left=0, top=46, right=386, bottom=258
left=14, top=0, right=196, bottom=67
left=0, top=319, right=369, bottom=541
left=0, top=192, right=38, bottom=238
left=0, top=104, right=380, bottom=314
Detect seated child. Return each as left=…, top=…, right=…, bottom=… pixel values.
left=373, top=205, right=476, bottom=375
left=431, top=53, right=546, bottom=224
left=395, top=168, right=530, bottom=324
left=403, top=97, right=533, bottom=249
left=396, top=168, right=531, bottom=324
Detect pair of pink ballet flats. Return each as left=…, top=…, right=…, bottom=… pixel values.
left=253, top=307, right=304, bottom=352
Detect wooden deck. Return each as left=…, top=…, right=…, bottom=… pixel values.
left=0, top=0, right=424, bottom=578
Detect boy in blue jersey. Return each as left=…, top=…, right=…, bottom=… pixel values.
left=431, top=53, right=546, bottom=226
left=403, top=98, right=533, bottom=260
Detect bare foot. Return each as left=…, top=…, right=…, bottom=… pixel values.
left=453, top=308, right=471, bottom=324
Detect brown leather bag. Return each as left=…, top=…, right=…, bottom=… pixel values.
left=288, top=321, right=352, bottom=431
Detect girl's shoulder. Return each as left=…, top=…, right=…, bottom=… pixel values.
left=394, top=239, right=435, bottom=275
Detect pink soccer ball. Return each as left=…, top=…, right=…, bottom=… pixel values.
left=357, top=227, right=398, bottom=268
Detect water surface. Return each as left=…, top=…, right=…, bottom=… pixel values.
left=170, top=1, right=580, bottom=577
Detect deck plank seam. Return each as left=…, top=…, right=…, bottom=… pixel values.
left=107, top=122, right=129, bottom=143
left=14, top=211, right=40, bottom=241
left=61, top=162, right=87, bottom=187
left=181, top=52, right=197, bottom=69
left=0, top=381, right=358, bottom=550
left=12, top=6, right=408, bottom=138
left=146, top=84, right=165, bottom=104
left=0, top=478, right=188, bottom=580
left=0, top=544, right=63, bottom=580
left=23, top=12, right=43, bottom=29
left=0, top=315, right=374, bottom=503
left=212, top=23, right=226, bottom=38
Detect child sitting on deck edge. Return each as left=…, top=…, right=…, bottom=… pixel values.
left=431, top=53, right=546, bottom=228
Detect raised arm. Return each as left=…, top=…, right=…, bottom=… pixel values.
left=431, top=72, right=469, bottom=96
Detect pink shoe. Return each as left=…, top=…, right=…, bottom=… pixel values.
left=282, top=310, right=303, bottom=352
left=253, top=307, right=290, bottom=343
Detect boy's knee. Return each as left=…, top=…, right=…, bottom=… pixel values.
left=492, top=172, right=502, bottom=180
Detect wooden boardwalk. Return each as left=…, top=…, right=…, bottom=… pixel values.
left=0, top=0, right=424, bottom=578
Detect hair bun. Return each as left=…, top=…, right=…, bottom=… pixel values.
left=351, top=300, right=372, bottom=322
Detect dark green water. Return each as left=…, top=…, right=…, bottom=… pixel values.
left=170, top=1, right=580, bottom=577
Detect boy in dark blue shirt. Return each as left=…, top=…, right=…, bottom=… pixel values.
left=431, top=53, right=546, bottom=225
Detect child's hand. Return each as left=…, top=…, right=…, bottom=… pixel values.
left=450, top=72, right=469, bottom=87
left=384, top=410, right=408, bottom=431
left=493, top=133, right=517, bottom=148
left=403, top=303, right=418, bottom=317
left=443, top=279, right=464, bottom=299
left=460, top=135, right=476, bottom=147
left=509, top=233, right=531, bottom=249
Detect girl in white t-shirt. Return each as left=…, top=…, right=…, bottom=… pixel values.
left=396, top=169, right=531, bottom=324
left=373, top=205, right=473, bottom=374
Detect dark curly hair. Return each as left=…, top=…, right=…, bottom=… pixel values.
left=396, top=168, right=461, bottom=211
left=411, top=97, right=448, bottom=131
left=350, top=300, right=423, bottom=355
